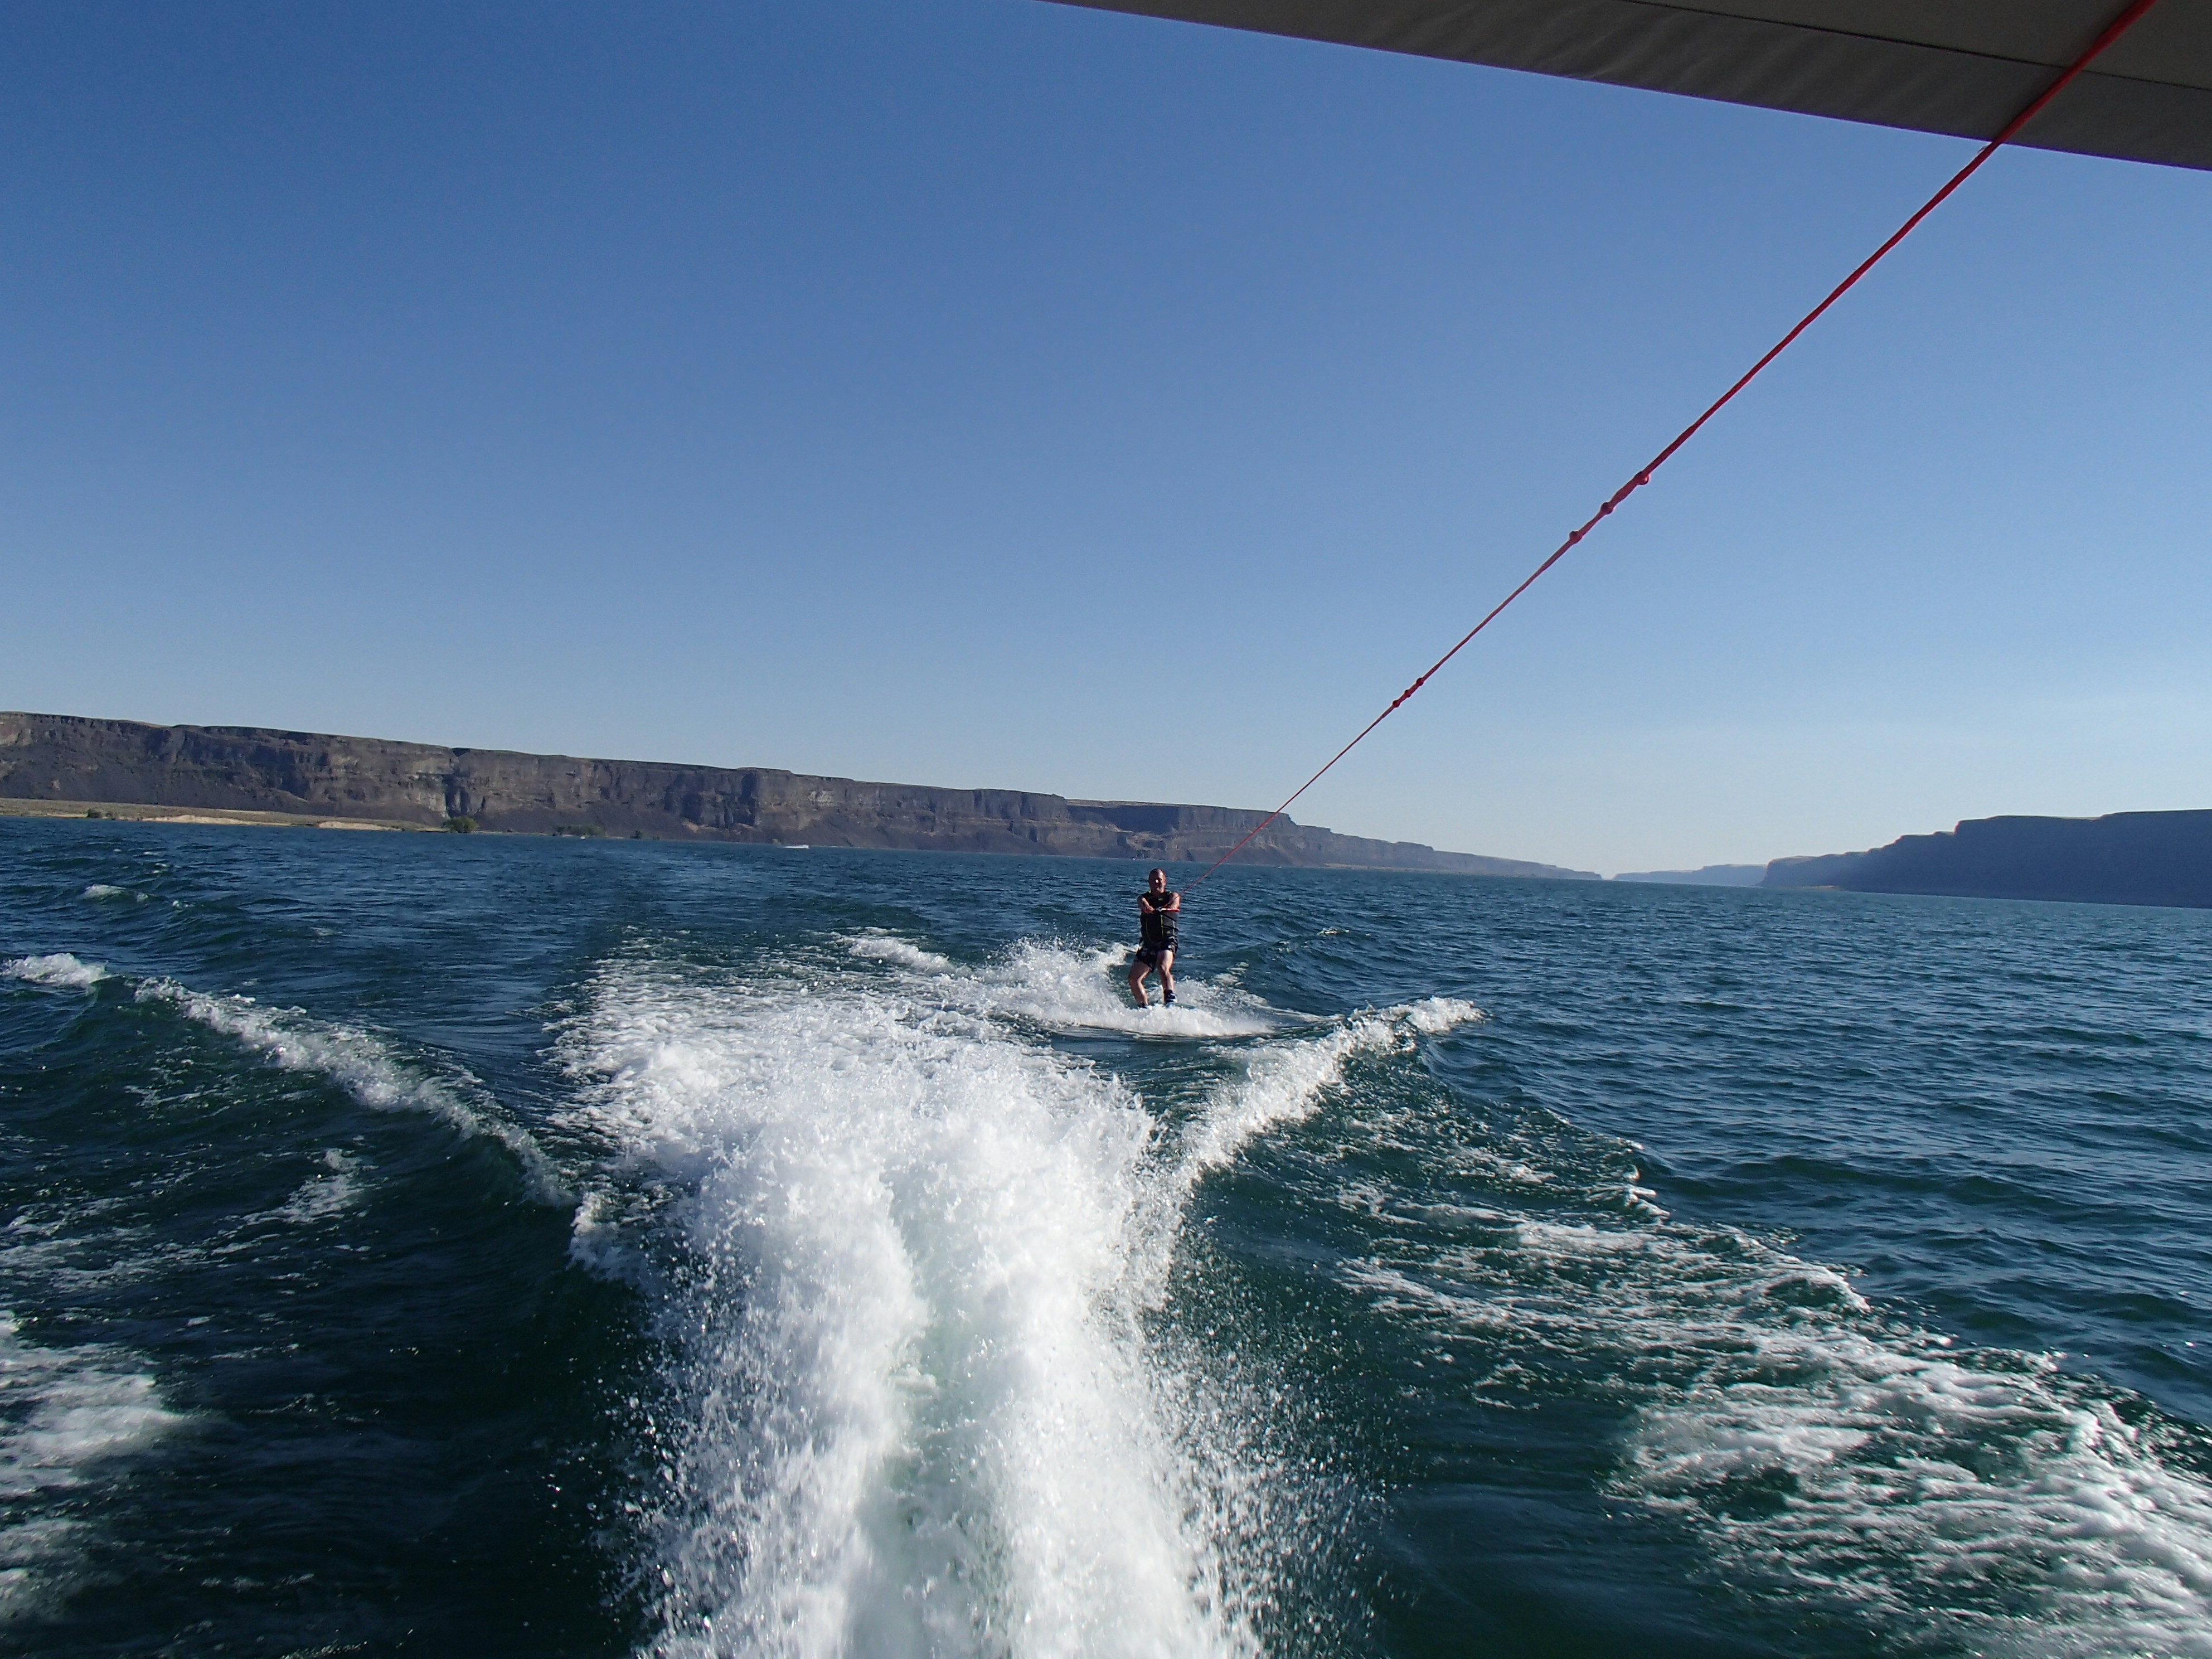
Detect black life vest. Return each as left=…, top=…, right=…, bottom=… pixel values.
left=1141, top=890, right=1179, bottom=949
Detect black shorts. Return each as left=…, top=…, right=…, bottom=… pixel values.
left=1134, top=943, right=1175, bottom=968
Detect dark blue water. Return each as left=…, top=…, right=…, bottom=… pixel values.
left=3, top=818, right=2208, bottom=1656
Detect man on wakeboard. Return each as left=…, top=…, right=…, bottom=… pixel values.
left=1128, top=867, right=1180, bottom=1008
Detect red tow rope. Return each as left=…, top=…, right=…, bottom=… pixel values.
left=1185, top=0, right=2163, bottom=892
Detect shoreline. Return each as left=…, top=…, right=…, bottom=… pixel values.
left=2, top=711, right=1600, bottom=878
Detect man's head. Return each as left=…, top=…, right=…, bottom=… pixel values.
left=1147, top=868, right=1167, bottom=890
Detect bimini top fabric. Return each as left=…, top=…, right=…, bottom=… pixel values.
left=1052, top=0, right=2212, bottom=170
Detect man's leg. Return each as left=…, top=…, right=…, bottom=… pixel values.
left=1128, top=955, right=1152, bottom=1006
left=1158, top=949, right=1176, bottom=1002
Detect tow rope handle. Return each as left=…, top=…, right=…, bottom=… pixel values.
left=1184, top=0, right=2164, bottom=892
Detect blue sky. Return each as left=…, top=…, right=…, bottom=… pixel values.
left=6, top=0, right=2208, bottom=874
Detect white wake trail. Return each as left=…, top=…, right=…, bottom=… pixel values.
left=566, top=963, right=1235, bottom=1657
left=562, top=938, right=1483, bottom=1657
left=1349, top=1198, right=2212, bottom=1658
left=134, top=979, right=568, bottom=1204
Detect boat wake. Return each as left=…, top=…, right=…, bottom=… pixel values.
left=5, top=957, right=562, bottom=1204
left=558, top=935, right=1481, bottom=1655
left=131, top=978, right=570, bottom=1204
left=1343, top=1141, right=2212, bottom=1657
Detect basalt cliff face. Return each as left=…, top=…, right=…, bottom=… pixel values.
left=1763, top=811, right=2212, bottom=910
left=0, top=712, right=1597, bottom=879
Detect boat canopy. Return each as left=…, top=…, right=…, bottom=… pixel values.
left=1054, top=1, right=2212, bottom=170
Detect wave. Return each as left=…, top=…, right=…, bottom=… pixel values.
left=1620, top=1288, right=2212, bottom=1659
left=1175, top=999, right=1483, bottom=1191
left=2, top=954, right=109, bottom=990
left=556, top=934, right=1477, bottom=1655
left=1347, top=1194, right=2212, bottom=1656
left=134, top=979, right=567, bottom=1205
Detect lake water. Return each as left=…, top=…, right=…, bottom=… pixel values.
left=3, top=819, right=2209, bottom=1656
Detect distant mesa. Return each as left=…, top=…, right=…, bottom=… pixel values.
left=1611, top=864, right=1765, bottom=887
left=0, top=712, right=1600, bottom=880
left=1762, top=812, right=2212, bottom=910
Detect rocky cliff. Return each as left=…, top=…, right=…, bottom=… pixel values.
left=1763, top=811, right=2212, bottom=909
left=0, top=712, right=1598, bottom=879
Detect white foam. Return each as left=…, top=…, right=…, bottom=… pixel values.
left=1626, top=1337, right=2212, bottom=1657
left=79, top=884, right=149, bottom=903
left=836, top=934, right=1272, bottom=1037
left=2, top=954, right=108, bottom=990
left=1401, top=996, right=1485, bottom=1036
left=560, top=956, right=1281, bottom=1657
left=552, top=933, right=1486, bottom=1652
left=1177, top=1015, right=1403, bottom=1185
left=1345, top=1197, right=2212, bottom=1657
left=947, top=940, right=1280, bottom=1039
left=566, top=1188, right=656, bottom=1286
left=830, top=935, right=1291, bottom=1040
left=0, top=1314, right=182, bottom=1622
left=135, top=980, right=567, bottom=1204
left=1141, top=999, right=1484, bottom=1290
left=846, top=934, right=953, bottom=973
left=0, top=1318, right=178, bottom=1501
left=278, top=1149, right=363, bottom=1224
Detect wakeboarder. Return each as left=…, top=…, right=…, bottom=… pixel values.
left=1128, top=867, right=1180, bottom=1008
